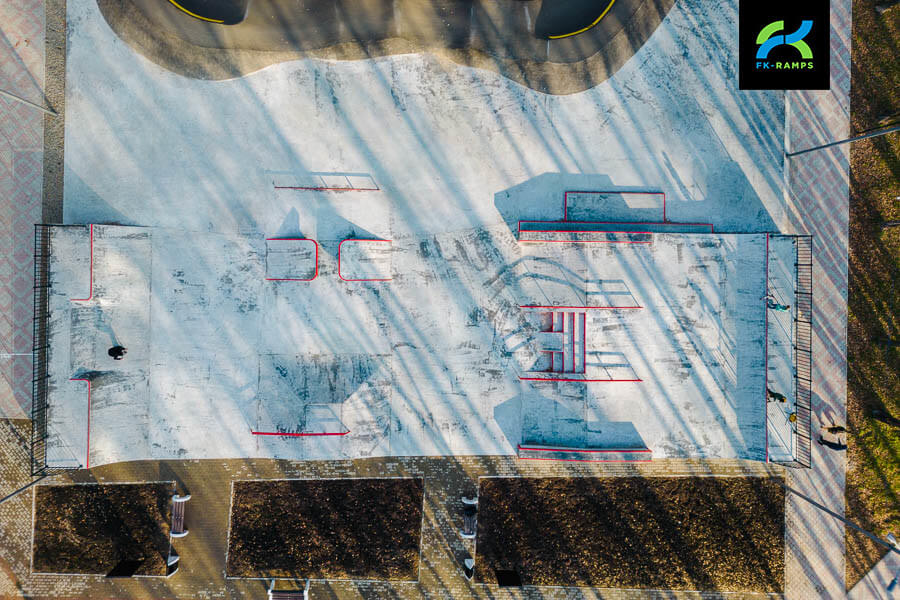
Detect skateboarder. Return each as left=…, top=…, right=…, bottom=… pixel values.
left=108, top=346, right=127, bottom=360
left=762, top=293, right=790, bottom=311
left=766, top=298, right=791, bottom=311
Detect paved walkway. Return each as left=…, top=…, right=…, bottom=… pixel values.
left=848, top=549, right=900, bottom=600
left=0, top=0, right=44, bottom=420
left=781, top=0, right=853, bottom=597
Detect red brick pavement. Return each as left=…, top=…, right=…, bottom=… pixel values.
left=0, top=0, right=45, bottom=418
left=782, top=0, right=852, bottom=598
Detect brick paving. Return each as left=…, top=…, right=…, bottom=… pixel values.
left=0, top=0, right=45, bottom=420
left=781, top=0, right=853, bottom=598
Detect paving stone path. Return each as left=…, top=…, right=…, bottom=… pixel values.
left=781, top=0, right=853, bottom=598
left=0, top=0, right=44, bottom=419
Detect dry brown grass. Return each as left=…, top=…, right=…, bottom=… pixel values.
left=475, top=477, right=784, bottom=592
left=226, top=478, right=424, bottom=580
left=845, top=0, right=900, bottom=589
left=32, top=483, right=172, bottom=575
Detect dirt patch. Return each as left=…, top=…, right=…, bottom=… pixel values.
left=226, top=478, right=424, bottom=580
left=476, top=477, right=784, bottom=592
left=32, top=482, right=172, bottom=575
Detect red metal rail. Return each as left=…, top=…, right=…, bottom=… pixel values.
left=519, top=305, right=642, bottom=309
left=516, top=190, right=715, bottom=244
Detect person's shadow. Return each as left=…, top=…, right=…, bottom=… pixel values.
left=97, top=313, right=123, bottom=355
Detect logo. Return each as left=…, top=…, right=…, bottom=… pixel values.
left=756, top=20, right=813, bottom=60
left=740, top=2, right=829, bottom=90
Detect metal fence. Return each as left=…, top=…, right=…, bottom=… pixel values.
left=30, top=225, right=77, bottom=476
left=31, top=225, right=52, bottom=475
left=793, top=235, right=813, bottom=468
left=768, top=234, right=813, bottom=469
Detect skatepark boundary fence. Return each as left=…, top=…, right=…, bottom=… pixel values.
left=31, top=226, right=57, bottom=474
left=792, top=235, right=813, bottom=468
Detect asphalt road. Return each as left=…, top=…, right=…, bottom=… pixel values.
left=126, top=0, right=645, bottom=64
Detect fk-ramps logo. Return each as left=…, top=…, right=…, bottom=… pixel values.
left=739, top=1, right=830, bottom=90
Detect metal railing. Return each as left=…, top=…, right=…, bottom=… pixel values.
left=767, top=234, right=813, bottom=469
left=31, top=225, right=52, bottom=475
left=30, top=225, right=78, bottom=476
left=793, top=235, right=813, bottom=468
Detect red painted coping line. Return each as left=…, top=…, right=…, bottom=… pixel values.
left=70, top=224, right=93, bottom=302
left=519, top=221, right=714, bottom=232
left=520, top=305, right=643, bottom=309
left=70, top=378, right=91, bottom=469
left=337, top=239, right=393, bottom=282
left=562, top=190, right=666, bottom=222
left=264, top=238, right=319, bottom=281
left=519, top=377, right=642, bottom=382
left=764, top=233, right=769, bottom=463
left=250, top=430, right=350, bottom=437
left=518, top=445, right=652, bottom=453
left=523, top=221, right=713, bottom=233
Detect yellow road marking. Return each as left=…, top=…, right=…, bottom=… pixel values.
left=166, top=0, right=225, bottom=24
left=548, top=0, right=617, bottom=39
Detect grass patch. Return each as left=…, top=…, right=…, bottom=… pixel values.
left=846, top=0, right=900, bottom=589
left=476, top=477, right=784, bottom=592
left=32, top=483, right=172, bottom=575
left=226, top=478, right=423, bottom=580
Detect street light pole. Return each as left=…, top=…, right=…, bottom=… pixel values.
left=0, top=88, right=56, bottom=116
left=781, top=481, right=900, bottom=556
left=786, top=124, right=900, bottom=157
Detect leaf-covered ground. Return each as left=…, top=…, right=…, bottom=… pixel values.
left=475, top=477, right=784, bottom=592
left=845, top=0, right=900, bottom=588
left=226, top=478, right=423, bottom=580
left=32, top=483, right=172, bottom=575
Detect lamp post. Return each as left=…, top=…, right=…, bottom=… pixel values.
left=786, top=124, right=900, bottom=157
left=0, top=88, right=56, bottom=116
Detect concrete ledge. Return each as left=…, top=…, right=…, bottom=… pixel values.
left=517, top=444, right=652, bottom=462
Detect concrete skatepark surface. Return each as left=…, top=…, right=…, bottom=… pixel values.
left=56, top=0, right=796, bottom=468
left=65, top=0, right=785, bottom=233
left=96, top=0, right=676, bottom=92
left=44, top=224, right=768, bottom=467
